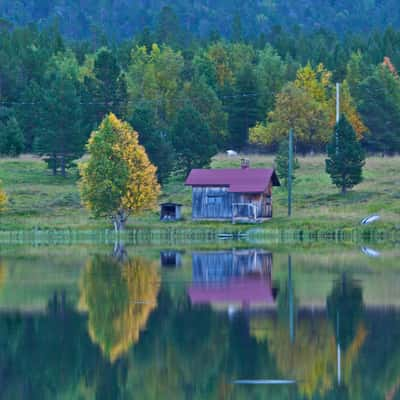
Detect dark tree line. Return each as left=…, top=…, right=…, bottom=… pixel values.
left=1, top=0, right=400, bottom=40
left=0, top=12, right=400, bottom=181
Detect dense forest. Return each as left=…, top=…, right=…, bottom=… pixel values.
left=0, top=5, right=400, bottom=181
left=1, top=0, right=400, bottom=40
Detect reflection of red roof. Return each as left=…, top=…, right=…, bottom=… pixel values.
left=188, top=277, right=275, bottom=305
left=185, top=168, right=280, bottom=193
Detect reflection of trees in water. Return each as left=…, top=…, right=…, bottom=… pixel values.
left=248, top=275, right=367, bottom=400
left=251, top=316, right=337, bottom=398
left=0, top=260, right=6, bottom=289
left=3, top=256, right=400, bottom=400
left=126, top=293, right=231, bottom=399
left=327, top=274, right=364, bottom=352
left=80, top=255, right=160, bottom=362
left=251, top=316, right=368, bottom=399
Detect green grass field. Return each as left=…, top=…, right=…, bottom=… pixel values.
left=0, top=154, right=399, bottom=232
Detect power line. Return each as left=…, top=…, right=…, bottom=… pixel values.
left=0, top=92, right=261, bottom=106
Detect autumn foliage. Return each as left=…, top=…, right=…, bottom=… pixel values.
left=79, top=255, right=160, bottom=362
left=79, top=113, right=160, bottom=231
left=250, top=63, right=366, bottom=149
left=0, top=181, right=7, bottom=213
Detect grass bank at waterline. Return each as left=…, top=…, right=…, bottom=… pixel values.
left=0, top=154, right=398, bottom=238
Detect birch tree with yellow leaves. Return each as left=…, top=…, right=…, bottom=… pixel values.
left=0, top=181, right=7, bottom=213
left=79, top=113, right=160, bottom=232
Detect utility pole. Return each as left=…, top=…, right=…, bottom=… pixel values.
left=337, top=310, right=341, bottom=385
left=288, top=128, right=293, bottom=217
left=288, top=255, right=294, bottom=344
left=336, top=83, right=340, bottom=154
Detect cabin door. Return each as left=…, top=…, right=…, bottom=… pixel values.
left=265, top=195, right=272, bottom=217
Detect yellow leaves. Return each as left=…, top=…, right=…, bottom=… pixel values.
left=249, top=121, right=276, bottom=145
left=295, top=62, right=331, bottom=104
left=251, top=82, right=331, bottom=147
left=330, top=81, right=367, bottom=139
left=0, top=181, right=8, bottom=213
left=79, top=113, right=160, bottom=222
left=80, top=255, right=160, bottom=363
left=0, top=260, right=6, bottom=290
left=295, top=63, right=366, bottom=140
left=250, top=315, right=368, bottom=399
left=207, top=43, right=234, bottom=87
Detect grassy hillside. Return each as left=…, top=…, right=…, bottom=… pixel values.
left=0, top=154, right=399, bottom=232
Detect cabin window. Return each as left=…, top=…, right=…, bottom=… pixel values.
left=207, top=194, right=223, bottom=205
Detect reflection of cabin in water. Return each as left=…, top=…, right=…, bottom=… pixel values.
left=188, top=249, right=278, bottom=309
left=185, top=160, right=280, bottom=223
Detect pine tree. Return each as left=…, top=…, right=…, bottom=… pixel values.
left=15, top=81, right=42, bottom=152
left=129, top=102, right=175, bottom=184
left=83, top=48, right=127, bottom=130
left=171, top=102, right=217, bottom=174
left=34, top=53, right=85, bottom=176
left=274, top=139, right=300, bottom=187
left=79, top=113, right=160, bottom=231
left=358, top=67, right=400, bottom=154
left=155, top=6, right=183, bottom=48
left=0, top=116, right=24, bottom=156
left=228, top=64, right=259, bottom=149
left=325, top=116, right=365, bottom=194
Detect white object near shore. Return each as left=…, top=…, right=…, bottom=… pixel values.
left=361, top=247, right=381, bottom=257
left=226, top=150, right=238, bottom=156
left=361, top=215, right=381, bottom=225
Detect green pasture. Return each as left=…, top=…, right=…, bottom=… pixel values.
left=0, top=154, right=398, bottom=233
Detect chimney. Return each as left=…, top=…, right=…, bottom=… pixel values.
left=241, top=158, right=250, bottom=169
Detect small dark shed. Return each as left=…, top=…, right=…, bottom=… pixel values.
left=160, top=203, right=182, bottom=221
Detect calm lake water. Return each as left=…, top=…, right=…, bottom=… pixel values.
left=0, top=243, right=399, bottom=399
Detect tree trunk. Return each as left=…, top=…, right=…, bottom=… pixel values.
left=113, top=240, right=127, bottom=262
left=341, top=183, right=347, bottom=194
left=60, top=155, right=66, bottom=178
left=112, top=210, right=128, bottom=233
left=52, top=153, right=57, bottom=176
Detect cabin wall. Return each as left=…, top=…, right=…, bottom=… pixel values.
left=192, top=250, right=273, bottom=281
left=191, top=186, right=272, bottom=220
left=192, top=187, right=233, bottom=219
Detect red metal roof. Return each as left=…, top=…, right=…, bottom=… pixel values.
left=185, top=168, right=280, bottom=193
left=188, top=277, right=275, bottom=305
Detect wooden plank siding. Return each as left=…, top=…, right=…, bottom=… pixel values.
left=192, top=250, right=273, bottom=281
left=191, top=186, right=272, bottom=220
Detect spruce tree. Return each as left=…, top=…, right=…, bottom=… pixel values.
left=358, top=68, right=400, bottom=154
left=0, top=116, right=24, bottom=156
left=171, top=102, right=217, bottom=174
left=83, top=48, right=127, bottom=132
left=129, top=102, right=175, bottom=184
left=34, top=53, right=85, bottom=176
left=274, top=139, right=299, bottom=187
left=325, top=116, right=365, bottom=194
left=228, top=64, right=259, bottom=149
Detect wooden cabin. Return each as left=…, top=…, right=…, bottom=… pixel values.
left=188, top=249, right=278, bottom=309
left=185, top=161, right=280, bottom=223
